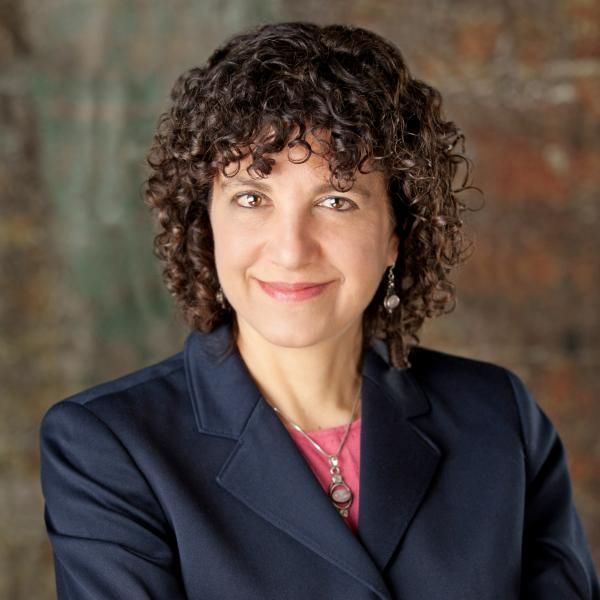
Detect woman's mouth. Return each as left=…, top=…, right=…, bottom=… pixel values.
left=256, top=280, right=332, bottom=302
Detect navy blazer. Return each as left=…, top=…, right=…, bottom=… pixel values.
left=40, top=325, right=599, bottom=599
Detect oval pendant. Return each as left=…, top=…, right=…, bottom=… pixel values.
left=384, top=293, right=400, bottom=312
left=329, top=480, right=353, bottom=516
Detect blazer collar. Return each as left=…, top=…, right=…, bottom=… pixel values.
left=184, top=324, right=441, bottom=599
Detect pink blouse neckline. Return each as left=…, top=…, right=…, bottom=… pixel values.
left=286, top=417, right=362, bottom=437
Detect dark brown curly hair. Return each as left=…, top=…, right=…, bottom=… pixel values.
left=144, top=22, right=475, bottom=368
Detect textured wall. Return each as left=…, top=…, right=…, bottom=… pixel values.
left=1, top=0, right=598, bottom=596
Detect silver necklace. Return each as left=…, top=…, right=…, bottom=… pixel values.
left=271, top=384, right=361, bottom=519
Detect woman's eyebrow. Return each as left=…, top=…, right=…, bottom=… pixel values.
left=218, top=177, right=271, bottom=192
left=218, top=177, right=372, bottom=199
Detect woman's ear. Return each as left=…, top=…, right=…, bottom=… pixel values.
left=387, top=229, right=400, bottom=267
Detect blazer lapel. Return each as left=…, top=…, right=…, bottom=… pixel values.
left=184, top=326, right=442, bottom=597
left=358, top=346, right=442, bottom=571
left=216, top=397, right=391, bottom=599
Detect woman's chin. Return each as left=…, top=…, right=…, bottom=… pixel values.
left=258, top=325, right=329, bottom=349
left=236, top=316, right=331, bottom=350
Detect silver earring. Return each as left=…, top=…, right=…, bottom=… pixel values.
left=216, top=286, right=226, bottom=308
left=383, top=266, right=400, bottom=314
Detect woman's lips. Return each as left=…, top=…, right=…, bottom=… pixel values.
left=256, top=280, right=332, bottom=302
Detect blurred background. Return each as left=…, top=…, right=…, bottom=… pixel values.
left=1, top=0, right=598, bottom=596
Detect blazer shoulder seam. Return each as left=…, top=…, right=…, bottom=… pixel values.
left=64, top=356, right=185, bottom=409
left=503, top=368, right=532, bottom=484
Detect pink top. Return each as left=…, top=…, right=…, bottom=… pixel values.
left=286, top=418, right=361, bottom=533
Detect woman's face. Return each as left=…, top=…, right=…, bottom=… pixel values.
left=209, top=141, right=399, bottom=350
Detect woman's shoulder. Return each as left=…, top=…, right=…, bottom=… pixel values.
left=407, top=344, right=523, bottom=394
left=404, top=345, right=539, bottom=433
left=410, top=344, right=507, bottom=374
left=42, top=350, right=187, bottom=426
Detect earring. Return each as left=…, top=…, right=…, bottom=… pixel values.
left=383, top=266, right=400, bottom=314
left=216, top=286, right=226, bottom=308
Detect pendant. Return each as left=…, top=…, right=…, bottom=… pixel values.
left=384, top=293, right=400, bottom=313
left=328, top=455, right=353, bottom=518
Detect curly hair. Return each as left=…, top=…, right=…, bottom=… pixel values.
left=144, top=22, right=475, bottom=369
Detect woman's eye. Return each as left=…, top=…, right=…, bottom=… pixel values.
left=235, top=193, right=264, bottom=208
left=319, top=196, right=356, bottom=211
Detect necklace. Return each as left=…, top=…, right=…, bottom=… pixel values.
left=271, top=384, right=361, bottom=519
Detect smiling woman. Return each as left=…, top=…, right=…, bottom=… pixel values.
left=39, top=22, right=599, bottom=600
left=209, top=142, right=399, bottom=366
left=144, top=25, right=469, bottom=374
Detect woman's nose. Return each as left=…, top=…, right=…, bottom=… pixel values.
left=264, top=210, right=319, bottom=271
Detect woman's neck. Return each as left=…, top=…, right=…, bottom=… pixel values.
left=235, top=320, right=364, bottom=432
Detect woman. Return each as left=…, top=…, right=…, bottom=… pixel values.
left=40, top=22, right=599, bottom=599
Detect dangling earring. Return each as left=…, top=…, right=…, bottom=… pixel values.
left=383, top=266, right=400, bottom=314
left=216, top=286, right=226, bottom=309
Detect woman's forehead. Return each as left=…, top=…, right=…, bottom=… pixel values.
left=215, top=128, right=382, bottom=186
left=215, top=151, right=384, bottom=195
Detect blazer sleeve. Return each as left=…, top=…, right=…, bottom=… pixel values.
left=507, top=370, right=600, bottom=599
left=39, top=400, right=187, bottom=599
